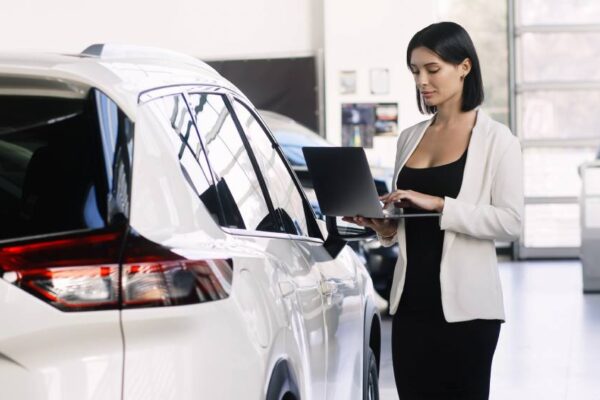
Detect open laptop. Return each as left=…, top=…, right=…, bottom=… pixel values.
left=302, top=147, right=442, bottom=219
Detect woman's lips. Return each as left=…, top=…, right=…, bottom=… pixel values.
left=421, top=91, right=434, bottom=98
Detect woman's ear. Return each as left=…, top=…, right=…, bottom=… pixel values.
left=461, top=58, right=472, bottom=77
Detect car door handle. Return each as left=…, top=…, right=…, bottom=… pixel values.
left=320, top=280, right=338, bottom=296
left=278, top=281, right=295, bottom=297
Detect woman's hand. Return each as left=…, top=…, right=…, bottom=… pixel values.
left=341, top=216, right=397, bottom=237
left=380, top=189, right=445, bottom=212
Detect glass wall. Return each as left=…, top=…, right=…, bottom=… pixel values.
left=436, top=0, right=600, bottom=257
left=435, top=0, right=513, bottom=254
left=514, top=0, right=600, bottom=257
left=435, top=0, right=509, bottom=125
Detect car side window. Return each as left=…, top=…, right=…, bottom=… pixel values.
left=186, top=93, right=281, bottom=233
left=144, top=94, right=222, bottom=225
left=231, top=100, right=313, bottom=238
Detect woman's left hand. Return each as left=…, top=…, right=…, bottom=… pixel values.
left=380, top=189, right=445, bottom=213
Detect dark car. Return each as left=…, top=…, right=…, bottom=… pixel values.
left=260, top=109, right=398, bottom=302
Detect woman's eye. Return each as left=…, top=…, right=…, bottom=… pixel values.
left=428, top=69, right=440, bottom=74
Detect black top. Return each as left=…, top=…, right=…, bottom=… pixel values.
left=396, top=147, right=468, bottom=321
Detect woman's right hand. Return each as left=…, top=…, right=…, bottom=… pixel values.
left=341, top=216, right=397, bottom=237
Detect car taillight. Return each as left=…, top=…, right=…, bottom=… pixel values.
left=0, top=229, right=123, bottom=311
left=15, top=265, right=120, bottom=310
left=0, top=228, right=233, bottom=311
left=122, top=259, right=233, bottom=308
left=120, top=232, right=233, bottom=309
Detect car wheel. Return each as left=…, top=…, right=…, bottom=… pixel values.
left=365, top=347, right=379, bottom=400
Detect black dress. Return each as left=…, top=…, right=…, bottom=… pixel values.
left=392, top=147, right=501, bottom=400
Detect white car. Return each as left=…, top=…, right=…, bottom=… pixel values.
left=259, top=110, right=397, bottom=306
left=0, top=45, right=382, bottom=400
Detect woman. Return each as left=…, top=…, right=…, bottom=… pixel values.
left=345, top=22, right=523, bottom=399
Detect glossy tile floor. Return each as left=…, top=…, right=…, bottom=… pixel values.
left=378, top=260, right=600, bottom=400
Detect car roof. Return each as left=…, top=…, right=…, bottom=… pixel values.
left=0, top=44, right=244, bottom=121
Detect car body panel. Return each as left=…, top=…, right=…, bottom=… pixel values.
left=292, top=239, right=365, bottom=400
left=0, top=280, right=122, bottom=400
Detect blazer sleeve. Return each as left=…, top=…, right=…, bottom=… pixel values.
left=439, top=137, right=524, bottom=241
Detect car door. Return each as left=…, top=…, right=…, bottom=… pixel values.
left=230, top=99, right=366, bottom=400
left=124, top=89, right=329, bottom=399
left=292, top=238, right=365, bottom=400
left=184, top=90, right=329, bottom=400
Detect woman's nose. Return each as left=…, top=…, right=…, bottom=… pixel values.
left=415, top=71, right=428, bottom=87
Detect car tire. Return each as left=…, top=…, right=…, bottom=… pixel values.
left=365, top=347, right=380, bottom=400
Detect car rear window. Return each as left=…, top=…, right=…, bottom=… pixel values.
left=0, top=95, right=109, bottom=240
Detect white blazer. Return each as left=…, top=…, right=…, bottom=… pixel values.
left=378, top=109, right=524, bottom=322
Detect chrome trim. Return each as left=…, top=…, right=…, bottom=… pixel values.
left=286, top=235, right=325, bottom=244
left=221, top=227, right=291, bottom=240
left=138, top=84, right=244, bottom=104
left=186, top=86, right=245, bottom=99
left=221, top=227, right=324, bottom=245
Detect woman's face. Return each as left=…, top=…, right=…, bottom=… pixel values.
left=409, top=46, right=470, bottom=109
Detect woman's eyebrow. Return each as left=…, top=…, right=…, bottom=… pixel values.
left=410, top=62, right=440, bottom=67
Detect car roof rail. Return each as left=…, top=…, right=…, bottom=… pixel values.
left=80, top=43, right=218, bottom=73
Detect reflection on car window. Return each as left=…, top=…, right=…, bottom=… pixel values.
left=232, top=100, right=310, bottom=237
left=187, top=93, right=280, bottom=233
left=149, top=94, right=222, bottom=225
left=95, top=90, right=133, bottom=219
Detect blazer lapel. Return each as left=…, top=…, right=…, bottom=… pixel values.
left=394, top=117, right=434, bottom=269
left=393, top=118, right=434, bottom=189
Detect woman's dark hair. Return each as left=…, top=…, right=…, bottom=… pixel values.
left=406, top=22, right=484, bottom=114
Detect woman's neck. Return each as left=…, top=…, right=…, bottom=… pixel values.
left=433, top=101, right=477, bottom=129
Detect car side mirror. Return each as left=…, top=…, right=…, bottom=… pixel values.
left=323, top=215, right=376, bottom=258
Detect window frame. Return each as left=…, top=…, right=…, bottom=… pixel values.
left=139, top=85, right=324, bottom=243
left=182, top=90, right=284, bottom=235
left=227, top=96, right=323, bottom=241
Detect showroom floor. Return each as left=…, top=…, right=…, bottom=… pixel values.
left=378, top=260, right=600, bottom=400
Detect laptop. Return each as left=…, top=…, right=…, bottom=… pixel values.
left=302, top=147, right=442, bottom=219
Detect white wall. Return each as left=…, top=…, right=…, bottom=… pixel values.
left=0, top=0, right=322, bottom=60
left=324, top=0, right=437, bottom=168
